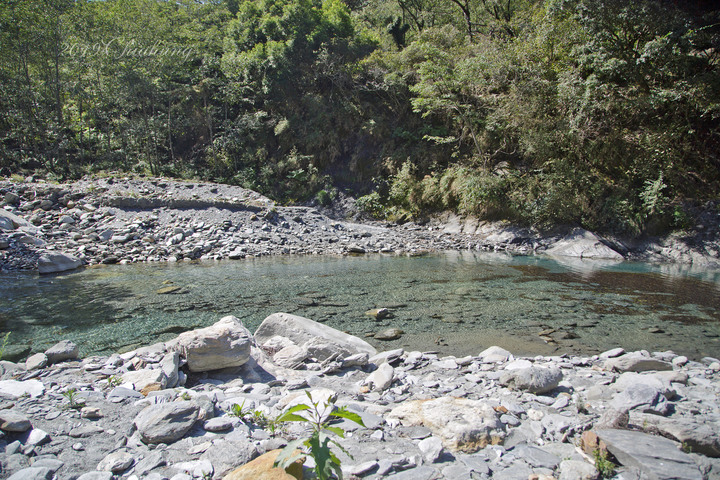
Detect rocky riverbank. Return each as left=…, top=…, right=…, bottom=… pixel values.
left=1, top=313, right=719, bottom=480
left=1, top=176, right=719, bottom=273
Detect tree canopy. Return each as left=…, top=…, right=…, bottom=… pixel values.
left=1, top=0, right=718, bottom=234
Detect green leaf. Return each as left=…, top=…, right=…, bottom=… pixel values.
left=273, top=438, right=306, bottom=470
left=324, top=426, right=345, bottom=438
left=275, top=412, right=309, bottom=423
left=330, top=407, right=365, bottom=427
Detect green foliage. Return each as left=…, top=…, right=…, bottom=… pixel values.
left=107, top=375, right=122, bottom=388
left=274, top=391, right=365, bottom=480
left=0, top=332, right=10, bottom=361
left=356, top=192, right=385, bottom=218
left=61, top=388, right=85, bottom=409
left=593, top=448, right=616, bottom=479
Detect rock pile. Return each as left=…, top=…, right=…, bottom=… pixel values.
left=1, top=313, right=719, bottom=480
left=3, top=176, right=719, bottom=274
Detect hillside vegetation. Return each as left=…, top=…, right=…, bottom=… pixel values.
left=1, top=0, right=719, bottom=234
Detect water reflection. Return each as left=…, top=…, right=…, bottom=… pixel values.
left=0, top=252, right=718, bottom=360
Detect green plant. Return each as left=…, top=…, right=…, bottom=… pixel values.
left=274, top=392, right=365, bottom=480
left=593, top=448, right=616, bottom=479
left=62, top=388, right=85, bottom=409
left=107, top=375, right=122, bottom=388
left=0, top=332, right=10, bottom=361
left=180, top=391, right=191, bottom=401
left=682, top=441, right=693, bottom=453
left=229, top=401, right=250, bottom=418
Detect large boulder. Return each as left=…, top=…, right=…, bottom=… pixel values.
left=545, top=228, right=623, bottom=259
left=254, top=313, right=377, bottom=363
left=0, top=209, right=33, bottom=231
left=388, top=397, right=505, bottom=452
left=166, top=316, right=252, bottom=372
left=38, top=252, right=83, bottom=274
left=133, top=401, right=199, bottom=444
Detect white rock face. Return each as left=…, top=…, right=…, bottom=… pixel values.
left=254, top=313, right=377, bottom=363
left=37, top=252, right=83, bottom=274
left=545, top=228, right=623, bottom=259
left=388, top=397, right=505, bottom=452
left=166, top=316, right=252, bottom=372
left=0, top=380, right=45, bottom=399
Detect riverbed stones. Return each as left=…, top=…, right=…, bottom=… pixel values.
left=388, top=397, right=505, bottom=452
left=254, top=313, right=377, bottom=362
left=133, top=401, right=199, bottom=444
left=166, top=316, right=251, bottom=372
left=499, top=366, right=563, bottom=394
left=595, top=429, right=703, bottom=480
left=37, top=252, right=83, bottom=274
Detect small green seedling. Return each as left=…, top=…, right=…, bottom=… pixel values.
left=107, top=375, right=122, bottom=388
left=274, top=391, right=365, bottom=480
left=62, top=388, right=85, bottom=409
left=593, top=448, right=616, bottom=479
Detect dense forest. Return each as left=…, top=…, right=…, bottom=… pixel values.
left=1, top=0, right=719, bottom=234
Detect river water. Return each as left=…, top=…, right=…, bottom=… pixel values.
left=1, top=252, right=719, bottom=360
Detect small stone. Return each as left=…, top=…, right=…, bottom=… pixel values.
left=374, top=328, right=404, bottom=341
left=204, top=417, right=233, bottom=432
left=418, top=436, right=444, bottom=463
left=7, top=467, right=54, bottom=480
left=26, top=428, right=51, bottom=446
left=97, top=451, right=135, bottom=473
left=25, top=353, right=48, bottom=370
left=81, top=407, right=103, bottom=419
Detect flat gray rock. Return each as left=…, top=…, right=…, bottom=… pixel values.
left=0, top=409, right=32, bottom=432
left=596, top=429, right=702, bottom=480
left=605, top=354, right=672, bottom=372
left=610, top=383, right=671, bottom=416
left=134, top=401, right=199, bottom=444
left=7, top=467, right=54, bottom=480
left=511, top=444, right=561, bottom=469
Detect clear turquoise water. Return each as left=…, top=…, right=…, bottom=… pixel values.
left=1, top=252, right=719, bottom=360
